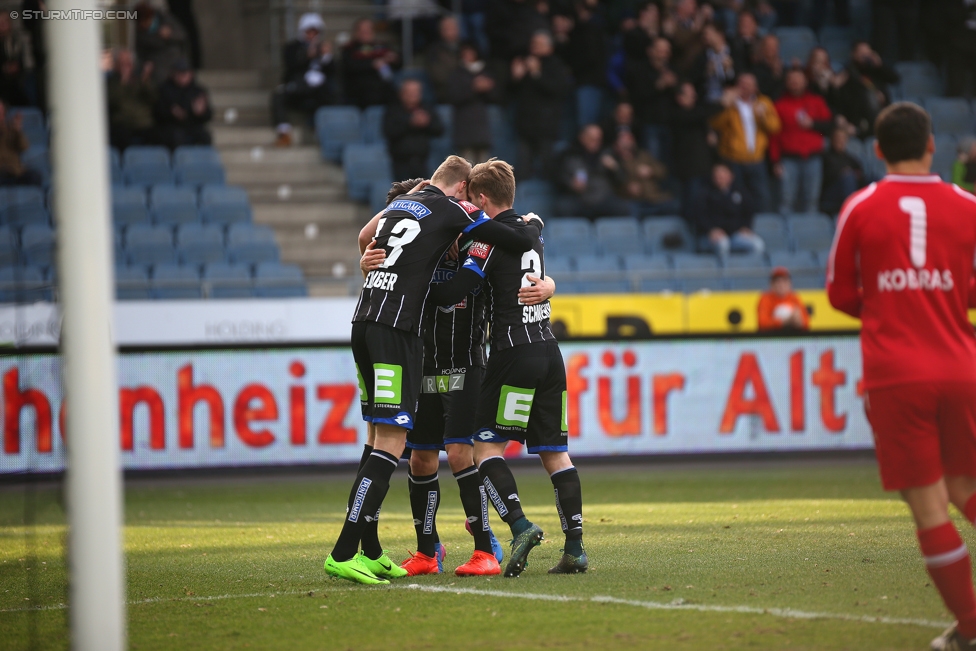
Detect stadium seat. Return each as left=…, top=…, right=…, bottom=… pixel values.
left=343, top=143, right=391, bottom=202
left=487, top=104, right=517, bottom=164
left=723, top=254, right=768, bottom=270
left=819, top=26, right=852, bottom=66
left=0, top=226, right=17, bottom=266
left=774, top=27, right=817, bottom=64
left=175, top=161, right=226, bottom=187
left=125, top=224, right=176, bottom=266
left=576, top=279, right=631, bottom=294
left=0, top=186, right=48, bottom=227
left=151, top=185, right=199, bottom=225
left=512, top=179, right=554, bottom=218
left=595, top=216, right=643, bottom=255
left=226, top=223, right=279, bottom=264
left=788, top=213, right=834, bottom=251
left=177, top=223, right=226, bottom=265
left=110, top=149, right=124, bottom=184
left=770, top=250, right=821, bottom=273
left=643, top=216, right=693, bottom=253
left=21, top=224, right=55, bottom=267
left=753, top=213, right=790, bottom=251
left=255, top=262, right=307, bottom=298
left=203, top=261, right=254, bottom=298
left=574, top=254, right=623, bottom=276
left=671, top=253, right=721, bottom=272
left=124, top=162, right=174, bottom=187
left=112, top=186, right=150, bottom=226
left=123, top=146, right=170, bottom=168
left=791, top=270, right=826, bottom=289
left=723, top=254, right=769, bottom=290
left=200, top=185, right=252, bottom=225
left=894, top=62, right=943, bottom=98
left=542, top=218, right=596, bottom=257
left=152, top=263, right=202, bottom=300
left=315, top=106, right=363, bottom=163
left=115, top=265, right=151, bottom=300
left=362, top=105, right=385, bottom=145
left=545, top=255, right=574, bottom=274
left=725, top=276, right=770, bottom=291
left=639, top=278, right=677, bottom=293
left=369, top=178, right=394, bottom=214
left=22, top=148, right=50, bottom=186
left=173, top=145, right=221, bottom=166
left=0, top=265, right=48, bottom=303
left=933, top=135, right=958, bottom=182
left=622, top=253, right=671, bottom=273
left=425, top=105, right=454, bottom=175
left=925, top=98, right=975, bottom=136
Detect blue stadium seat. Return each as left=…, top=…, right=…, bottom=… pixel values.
left=425, top=105, right=453, bottom=175
left=723, top=254, right=769, bottom=290
left=343, top=143, right=391, bottom=202
left=723, top=254, right=769, bottom=270
left=173, top=145, right=221, bottom=166
left=544, top=255, right=574, bottom=274
left=544, top=218, right=596, bottom=257
left=679, top=277, right=727, bottom=293
left=110, top=148, right=124, bottom=184
left=152, top=263, right=202, bottom=300
left=22, top=148, right=50, bottom=186
left=574, top=254, right=623, bottom=275
left=125, top=224, right=176, bottom=266
left=933, top=134, right=959, bottom=182
left=177, top=223, right=226, bottom=265
left=150, top=185, right=199, bottom=225
left=819, top=26, right=852, bottom=66
left=116, top=265, right=151, bottom=300
left=21, top=224, right=55, bottom=267
left=513, top=179, right=554, bottom=218
left=770, top=250, right=821, bottom=273
left=845, top=137, right=866, bottom=162
left=0, top=265, right=48, bottom=303
left=362, top=105, right=385, bottom=145
left=788, top=213, right=834, bottom=251
left=643, top=216, right=693, bottom=253
left=639, top=278, right=677, bottom=292
left=860, top=137, right=887, bottom=180
left=791, top=270, right=826, bottom=289
left=255, top=262, right=307, bottom=298
left=124, top=162, right=174, bottom=187
left=487, top=104, right=517, bottom=163
left=112, top=186, right=150, bottom=226
left=622, top=253, right=671, bottom=273
left=0, top=226, right=17, bottom=265
left=726, top=276, right=770, bottom=291
left=925, top=98, right=975, bottom=136
left=369, top=177, right=394, bottom=214
left=753, top=213, right=790, bottom=251
left=123, top=146, right=170, bottom=168
left=595, top=216, right=643, bottom=255
left=227, top=223, right=279, bottom=264
left=203, top=261, right=254, bottom=298
left=774, top=27, right=817, bottom=64
left=671, top=253, right=721, bottom=271
left=200, top=185, right=252, bottom=225
left=315, top=106, right=363, bottom=162
left=175, top=161, right=226, bottom=187
left=0, top=187, right=47, bottom=227
left=894, top=62, right=943, bottom=98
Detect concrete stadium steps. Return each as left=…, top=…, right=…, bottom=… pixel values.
left=201, top=68, right=367, bottom=297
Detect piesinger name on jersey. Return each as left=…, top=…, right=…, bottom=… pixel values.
left=363, top=269, right=398, bottom=291
left=877, top=268, right=954, bottom=292
left=522, top=302, right=551, bottom=324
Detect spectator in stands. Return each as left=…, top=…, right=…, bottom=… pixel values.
left=153, top=58, right=212, bottom=150
left=166, top=0, right=203, bottom=69
left=947, top=0, right=976, bottom=98
left=271, top=12, right=335, bottom=148
left=625, top=37, right=678, bottom=161
left=771, top=68, right=833, bottom=214
left=622, top=1, right=661, bottom=61
left=730, top=10, right=760, bottom=73
left=134, top=2, right=188, bottom=85
left=0, top=100, right=39, bottom=186
left=820, top=126, right=866, bottom=214
left=602, top=100, right=643, bottom=148
left=567, top=1, right=609, bottom=127
left=700, top=23, right=736, bottom=103
left=670, top=0, right=709, bottom=76
left=710, top=72, right=780, bottom=212
left=690, top=162, right=763, bottom=257
left=510, top=29, right=572, bottom=179
left=611, top=129, right=681, bottom=217
left=459, top=0, right=490, bottom=58
left=383, top=78, right=445, bottom=180
left=447, top=42, right=499, bottom=164
left=551, top=11, right=574, bottom=66
left=753, top=34, right=784, bottom=99
left=341, top=18, right=398, bottom=109
left=805, top=47, right=842, bottom=108
left=426, top=15, right=462, bottom=104
left=554, top=124, right=631, bottom=218
left=670, top=81, right=721, bottom=214
left=757, top=267, right=810, bottom=331
left=0, top=14, right=32, bottom=107
left=833, top=41, right=899, bottom=138
left=486, top=0, right=550, bottom=64
left=953, top=138, right=976, bottom=194
left=107, top=49, right=158, bottom=151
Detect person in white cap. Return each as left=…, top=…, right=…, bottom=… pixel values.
left=271, top=12, right=335, bottom=147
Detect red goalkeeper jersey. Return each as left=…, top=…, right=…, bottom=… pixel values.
left=827, top=174, right=976, bottom=389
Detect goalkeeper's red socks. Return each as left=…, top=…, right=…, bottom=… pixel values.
left=918, top=521, right=976, bottom=639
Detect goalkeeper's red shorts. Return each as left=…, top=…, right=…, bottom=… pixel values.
left=865, top=382, right=976, bottom=491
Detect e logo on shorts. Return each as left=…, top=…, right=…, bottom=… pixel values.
left=497, top=385, right=535, bottom=427
left=356, top=365, right=368, bottom=401
left=373, top=363, right=403, bottom=404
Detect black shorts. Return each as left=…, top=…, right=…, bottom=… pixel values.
left=408, top=366, right=484, bottom=450
left=351, top=321, right=424, bottom=429
left=474, top=341, right=568, bottom=454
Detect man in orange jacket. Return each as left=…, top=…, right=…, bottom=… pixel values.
left=758, top=267, right=810, bottom=331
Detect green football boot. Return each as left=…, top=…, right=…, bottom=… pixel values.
left=548, top=547, right=589, bottom=574
left=323, top=554, right=390, bottom=585
left=358, top=550, right=409, bottom=579
left=504, top=522, right=544, bottom=578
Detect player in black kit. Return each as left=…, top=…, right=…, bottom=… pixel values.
left=426, top=159, right=587, bottom=578
left=325, top=156, right=542, bottom=585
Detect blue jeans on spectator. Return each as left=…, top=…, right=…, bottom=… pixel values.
left=699, top=230, right=766, bottom=259
left=576, top=86, right=604, bottom=129
left=779, top=155, right=823, bottom=214
left=643, top=125, right=671, bottom=166
left=729, top=161, right=772, bottom=213
left=820, top=169, right=860, bottom=215
left=459, top=12, right=489, bottom=59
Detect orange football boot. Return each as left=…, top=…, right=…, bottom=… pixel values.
left=455, top=550, right=502, bottom=577
left=399, top=551, right=440, bottom=576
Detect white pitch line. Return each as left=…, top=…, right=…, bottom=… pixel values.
left=1, top=583, right=951, bottom=631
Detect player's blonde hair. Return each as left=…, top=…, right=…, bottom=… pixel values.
left=431, top=155, right=472, bottom=187
left=467, top=158, right=515, bottom=209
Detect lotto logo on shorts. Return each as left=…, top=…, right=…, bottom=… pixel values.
left=496, top=385, right=535, bottom=427
left=373, top=364, right=403, bottom=405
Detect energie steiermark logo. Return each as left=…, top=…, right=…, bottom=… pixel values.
left=373, top=363, right=402, bottom=405
left=496, top=385, right=535, bottom=428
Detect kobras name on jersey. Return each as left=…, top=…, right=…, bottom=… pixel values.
left=363, top=269, right=398, bottom=291
left=522, top=301, right=551, bottom=324
left=877, top=268, right=954, bottom=292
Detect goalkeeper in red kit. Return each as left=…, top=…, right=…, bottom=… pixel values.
left=828, top=102, right=976, bottom=651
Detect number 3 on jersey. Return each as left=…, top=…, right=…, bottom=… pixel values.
left=520, top=250, right=541, bottom=288
left=899, top=196, right=926, bottom=268
left=376, top=218, right=421, bottom=268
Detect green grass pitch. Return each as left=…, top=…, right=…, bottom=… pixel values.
left=0, top=458, right=965, bottom=649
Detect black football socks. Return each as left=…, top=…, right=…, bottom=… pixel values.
left=331, top=449, right=398, bottom=562
left=551, top=466, right=584, bottom=556
left=479, top=456, right=532, bottom=536
left=408, top=471, right=440, bottom=558
left=347, top=444, right=385, bottom=560
left=454, top=465, right=494, bottom=554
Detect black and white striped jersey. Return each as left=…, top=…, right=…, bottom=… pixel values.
left=424, top=240, right=488, bottom=370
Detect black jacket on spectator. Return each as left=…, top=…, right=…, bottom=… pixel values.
left=511, top=55, right=572, bottom=142
left=689, top=182, right=756, bottom=236
left=135, top=11, right=188, bottom=85
left=154, top=77, right=212, bottom=148
left=554, top=142, right=631, bottom=218
left=624, top=59, right=673, bottom=126
left=341, top=40, right=397, bottom=108
left=753, top=61, right=784, bottom=99
left=622, top=27, right=654, bottom=62
left=486, top=0, right=549, bottom=61
left=669, top=101, right=722, bottom=181
left=425, top=40, right=461, bottom=104
left=834, top=61, right=900, bottom=137
left=281, top=39, right=335, bottom=85
left=382, top=100, right=445, bottom=179
left=730, top=35, right=758, bottom=74
left=446, top=66, right=500, bottom=150
left=568, top=15, right=609, bottom=87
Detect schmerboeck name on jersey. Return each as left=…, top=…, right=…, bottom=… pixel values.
left=364, top=269, right=398, bottom=291
left=522, top=302, right=551, bottom=324
left=877, top=268, right=954, bottom=292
